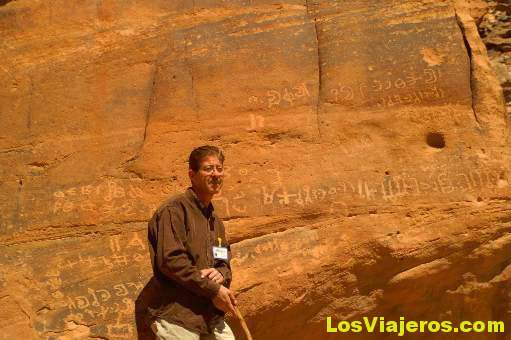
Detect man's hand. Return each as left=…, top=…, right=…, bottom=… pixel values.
left=200, top=268, right=224, bottom=284
left=212, top=285, right=237, bottom=315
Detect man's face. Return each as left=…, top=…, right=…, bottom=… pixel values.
left=189, top=155, right=224, bottom=196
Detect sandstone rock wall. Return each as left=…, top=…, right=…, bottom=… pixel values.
left=0, top=0, right=510, bottom=339
left=479, top=0, right=511, bottom=115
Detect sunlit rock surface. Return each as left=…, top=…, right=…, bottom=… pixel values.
left=0, top=0, right=510, bottom=339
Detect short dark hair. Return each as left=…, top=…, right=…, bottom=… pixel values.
left=188, top=145, right=225, bottom=171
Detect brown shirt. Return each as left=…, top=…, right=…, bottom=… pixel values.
left=147, top=187, right=232, bottom=334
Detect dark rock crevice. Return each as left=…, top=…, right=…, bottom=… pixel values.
left=306, top=0, right=323, bottom=140
left=455, top=10, right=482, bottom=127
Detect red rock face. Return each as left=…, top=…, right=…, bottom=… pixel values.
left=479, top=0, right=511, bottom=114
left=0, top=1, right=510, bottom=339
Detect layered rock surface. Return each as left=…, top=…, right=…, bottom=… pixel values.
left=479, top=0, right=511, bottom=115
left=0, top=0, right=510, bottom=339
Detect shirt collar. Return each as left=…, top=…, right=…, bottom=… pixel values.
left=186, top=187, right=214, bottom=217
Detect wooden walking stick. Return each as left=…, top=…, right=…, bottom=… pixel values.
left=234, top=306, right=253, bottom=340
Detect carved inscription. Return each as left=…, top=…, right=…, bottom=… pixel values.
left=328, top=68, right=444, bottom=108
left=35, top=228, right=152, bottom=338
left=48, top=167, right=508, bottom=221
left=51, top=179, right=182, bottom=219
left=247, top=114, right=265, bottom=131
left=66, top=283, right=142, bottom=315
left=259, top=169, right=507, bottom=207
left=231, top=228, right=324, bottom=268
left=248, top=82, right=312, bottom=109
left=214, top=167, right=508, bottom=217
left=57, top=232, right=148, bottom=272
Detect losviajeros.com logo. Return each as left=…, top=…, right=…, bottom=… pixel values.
left=326, top=316, right=505, bottom=336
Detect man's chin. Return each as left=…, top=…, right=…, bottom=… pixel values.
left=210, top=185, right=222, bottom=194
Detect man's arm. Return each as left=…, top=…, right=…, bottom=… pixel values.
left=153, top=205, right=221, bottom=299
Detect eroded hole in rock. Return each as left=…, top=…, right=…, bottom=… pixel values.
left=426, top=132, right=445, bottom=148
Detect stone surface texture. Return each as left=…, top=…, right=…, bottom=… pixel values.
left=0, top=0, right=510, bottom=339
left=479, top=0, right=511, bottom=116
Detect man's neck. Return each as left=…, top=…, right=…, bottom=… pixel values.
left=191, top=186, right=213, bottom=207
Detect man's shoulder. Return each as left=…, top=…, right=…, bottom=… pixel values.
left=153, top=191, right=190, bottom=216
left=155, top=189, right=196, bottom=215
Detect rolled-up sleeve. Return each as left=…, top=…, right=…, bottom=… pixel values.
left=154, top=205, right=221, bottom=299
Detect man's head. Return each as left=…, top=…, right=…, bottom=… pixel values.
left=188, top=145, right=225, bottom=198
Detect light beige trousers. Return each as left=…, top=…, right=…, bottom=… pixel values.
left=151, top=318, right=235, bottom=340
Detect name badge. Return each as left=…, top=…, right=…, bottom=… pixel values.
left=212, top=246, right=228, bottom=260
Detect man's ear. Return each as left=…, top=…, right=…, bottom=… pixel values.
left=188, top=168, right=195, bottom=181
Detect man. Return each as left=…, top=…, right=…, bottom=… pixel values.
left=147, top=145, right=237, bottom=340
